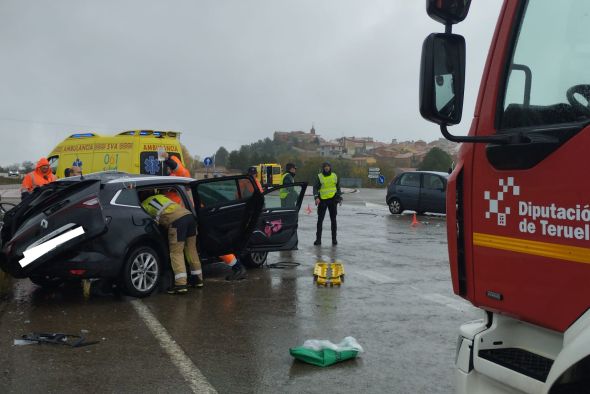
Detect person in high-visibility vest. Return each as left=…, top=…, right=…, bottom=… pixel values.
left=20, top=157, right=56, bottom=199
left=313, top=162, right=342, bottom=246
left=280, top=163, right=298, bottom=208
left=247, top=166, right=264, bottom=193
left=162, top=152, right=191, bottom=177
left=140, top=192, right=203, bottom=294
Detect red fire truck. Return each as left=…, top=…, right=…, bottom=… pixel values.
left=420, top=1, right=590, bottom=393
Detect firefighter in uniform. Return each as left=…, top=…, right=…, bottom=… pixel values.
left=161, top=154, right=247, bottom=281
left=279, top=163, right=298, bottom=208
left=140, top=192, right=203, bottom=294
left=20, top=157, right=56, bottom=199
left=313, top=162, right=342, bottom=246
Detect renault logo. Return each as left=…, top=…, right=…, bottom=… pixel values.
left=40, top=219, right=48, bottom=229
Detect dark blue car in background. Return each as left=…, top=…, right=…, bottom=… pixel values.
left=386, top=171, right=448, bottom=215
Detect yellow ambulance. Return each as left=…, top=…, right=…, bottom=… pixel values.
left=47, top=130, right=186, bottom=178
left=255, top=163, right=282, bottom=187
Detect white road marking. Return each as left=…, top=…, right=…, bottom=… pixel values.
left=420, top=293, right=471, bottom=312
left=131, top=300, right=217, bottom=394
left=349, top=269, right=398, bottom=284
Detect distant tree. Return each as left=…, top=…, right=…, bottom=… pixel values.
left=180, top=144, right=194, bottom=174
left=227, top=148, right=250, bottom=171
left=215, top=147, right=229, bottom=166
left=21, top=161, right=34, bottom=173
left=417, top=147, right=452, bottom=172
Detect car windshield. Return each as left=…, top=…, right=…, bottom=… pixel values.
left=500, top=0, right=590, bottom=130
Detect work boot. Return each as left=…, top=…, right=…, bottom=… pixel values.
left=332, top=239, right=338, bottom=246
left=226, top=263, right=247, bottom=281
left=167, top=284, right=188, bottom=295
left=188, top=275, right=204, bottom=288
left=314, top=240, right=321, bottom=246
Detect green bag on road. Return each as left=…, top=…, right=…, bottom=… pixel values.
left=289, top=336, right=363, bottom=367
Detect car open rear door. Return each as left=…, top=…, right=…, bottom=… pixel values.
left=246, top=182, right=307, bottom=252
left=0, top=180, right=107, bottom=278
left=191, top=176, right=264, bottom=258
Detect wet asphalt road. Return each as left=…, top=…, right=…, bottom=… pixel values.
left=0, top=188, right=480, bottom=393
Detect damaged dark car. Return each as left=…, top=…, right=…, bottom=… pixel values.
left=0, top=172, right=306, bottom=297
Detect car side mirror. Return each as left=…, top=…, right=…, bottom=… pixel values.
left=419, top=33, right=466, bottom=126
left=426, top=0, right=471, bottom=25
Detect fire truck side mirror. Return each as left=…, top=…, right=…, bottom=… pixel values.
left=419, top=33, right=466, bottom=126
left=426, top=0, right=471, bottom=26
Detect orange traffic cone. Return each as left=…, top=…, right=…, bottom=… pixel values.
left=306, top=204, right=312, bottom=215
left=411, top=212, right=419, bottom=226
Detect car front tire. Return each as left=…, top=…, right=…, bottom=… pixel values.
left=388, top=198, right=403, bottom=215
left=241, top=251, right=268, bottom=268
left=121, top=246, right=161, bottom=298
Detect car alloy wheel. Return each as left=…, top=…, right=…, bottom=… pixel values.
left=130, top=252, right=159, bottom=292
left=122, top=246, right=161, bottom=297
left=388, top=199, right=402, bottom=215
left=241, top=251, right=268, bottom=268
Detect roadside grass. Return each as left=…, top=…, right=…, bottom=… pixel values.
left=0, top=178, right=21, bottom=185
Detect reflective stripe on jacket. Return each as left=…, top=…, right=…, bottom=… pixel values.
left=141, top=195, right=179, bottom=223
left=318, top=173, right=337, bottom=200
left=170, top=156, right=190, bottom=177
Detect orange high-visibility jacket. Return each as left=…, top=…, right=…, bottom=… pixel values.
left=21, top=158, right=56, bottom=194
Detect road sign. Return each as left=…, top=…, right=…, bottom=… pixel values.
left=368, top=167, right=380, bottom=173
left=368, top=174, right=379, bottom=179
left=378, top=175, right=385, bottom=185
left=204, top=157, right=213, bottom=167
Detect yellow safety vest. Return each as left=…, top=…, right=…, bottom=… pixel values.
left=280, top=173, right=291, bottom=199
left=141, top=195, right=178, bottom=222
left=318, top=173, right=337, bottom=200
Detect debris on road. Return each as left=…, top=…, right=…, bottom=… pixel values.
left=290, top=336, right=363, bottom=367
left=14, top=332, right=99, bottom=348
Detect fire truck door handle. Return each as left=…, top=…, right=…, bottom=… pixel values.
left=486, top=132, right=564, bottom=170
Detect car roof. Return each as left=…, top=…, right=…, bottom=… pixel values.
left=401, top=171, right=450, bottom=178
left=56, top=171, right=194, bottom=186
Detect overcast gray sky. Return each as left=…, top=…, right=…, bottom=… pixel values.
left=0, top=0, right=503, bottom=166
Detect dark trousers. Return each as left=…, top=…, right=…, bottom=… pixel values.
left=316, top=197, right=337, bottom=242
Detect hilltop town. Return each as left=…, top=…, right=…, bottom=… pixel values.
left=272, top=126, right=458, bottom=173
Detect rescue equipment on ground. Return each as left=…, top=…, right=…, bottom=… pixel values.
left=313, top=261, right=345, bottom=286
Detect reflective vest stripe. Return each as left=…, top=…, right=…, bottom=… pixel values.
left=318, top=173, right=337, bottom=200
left=142, top=195, right=177, bottom=222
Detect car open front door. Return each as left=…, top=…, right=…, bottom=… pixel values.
left=0, top=180, right=107, bottom=278
left=191, top=176, right=264, bottom=258
left=246, top=182, right=307, bottom=252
